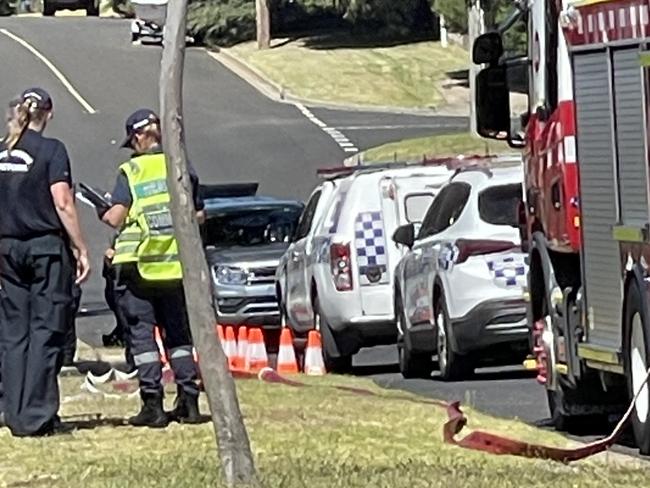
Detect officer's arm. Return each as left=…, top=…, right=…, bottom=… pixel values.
left=102, top=205, right=129, bottom=229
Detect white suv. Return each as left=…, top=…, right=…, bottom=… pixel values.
left=392, top=160, right=528, bottom=380
left=276, top=164, right=453, bottom=372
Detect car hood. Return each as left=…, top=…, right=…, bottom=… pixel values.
left=205, top=243, right=289, bottom=267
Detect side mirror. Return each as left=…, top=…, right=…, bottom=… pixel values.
left=393, top=224, right=415, bottom=249
left=476, top=65, right=511, bottom=141
left=473, top=32, right=503, bottom=64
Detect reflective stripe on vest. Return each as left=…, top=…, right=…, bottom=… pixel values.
left=119, top=153, right=182, bottom=281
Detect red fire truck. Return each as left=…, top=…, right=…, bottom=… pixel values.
left=473, top=0, right=650, bottom=452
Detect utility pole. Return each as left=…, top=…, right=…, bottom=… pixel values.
left=468, top=0, right=485, bottom=135
left=160, top=2, right=258, bottom=486
left=256, top=0, right=271, bottom=49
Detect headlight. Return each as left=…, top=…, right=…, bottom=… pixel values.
left=214, top=266, right=248, bottom=285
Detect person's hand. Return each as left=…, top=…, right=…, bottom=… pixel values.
left=73, top=247, right=91, bottom=284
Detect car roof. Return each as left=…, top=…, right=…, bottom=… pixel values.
left=204, top=196, right=303, bottom=214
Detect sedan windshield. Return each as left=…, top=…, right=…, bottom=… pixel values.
left=203, top=205, right=302, bottom=247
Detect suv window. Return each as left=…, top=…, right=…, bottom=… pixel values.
left=419, top=182, right=471, bottom=238
left=478, top=183, right=522, bottom=227
left=404, top=193, right=434, bottom=223
left=294, top=190, right=321, bottom=240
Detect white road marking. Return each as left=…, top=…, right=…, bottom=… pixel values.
left=0, top=28, right=97, bottom=114
left=294, top=103, right=359, bottom=154
left=336, top=124, right=467, bottom=130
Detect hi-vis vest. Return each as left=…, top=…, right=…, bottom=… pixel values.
left=112, top=153, right=182, bottom=281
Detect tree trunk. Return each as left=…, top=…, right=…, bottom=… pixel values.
left=468, top=0, right=485, bottom=136
left=255, top=0, right=271, bottom=49
left=160, top=2, right=258, bottom=486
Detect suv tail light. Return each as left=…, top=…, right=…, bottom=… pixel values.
left=330, top=243, right=353, bottom=291
left=455, top=239, right=518, bottom=264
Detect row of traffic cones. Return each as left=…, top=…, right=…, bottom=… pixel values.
left=216, top=325, right=326, bottom=375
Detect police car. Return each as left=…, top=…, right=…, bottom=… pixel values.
left=392, top=158, right=528, bottom=380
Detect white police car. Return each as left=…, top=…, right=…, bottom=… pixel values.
left=392, top=158, right=528, bottom=380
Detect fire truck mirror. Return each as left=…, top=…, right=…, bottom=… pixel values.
left=472, top=32, right=503, bottom=64
left=476, top=66, right=510, bottom=141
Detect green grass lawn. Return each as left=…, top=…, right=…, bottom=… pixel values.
left=227, top=37, right=468, bottom=109
left=359, top=132, right=512, bottom=163
left=0, top=374, right=647, bottom=487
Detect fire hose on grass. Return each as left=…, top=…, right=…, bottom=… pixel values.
left=80, top=365, right=650, bottom=462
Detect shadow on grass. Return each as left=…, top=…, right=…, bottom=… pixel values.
left=62, top=415, right=213, bottom=431
left=300, top=29, right=438, bottom=51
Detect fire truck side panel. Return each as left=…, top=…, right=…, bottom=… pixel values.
left=613, top=48, right=650, bottom=226
left=573, top=50, right=624, bottom=350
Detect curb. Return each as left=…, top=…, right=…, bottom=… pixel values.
left=208, top=47, right=470, bottom=118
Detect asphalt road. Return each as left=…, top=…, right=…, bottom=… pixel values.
left=0, top=15, right=627, bottom=455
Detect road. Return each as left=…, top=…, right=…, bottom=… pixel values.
left=0, top=15, right=621, bottom=453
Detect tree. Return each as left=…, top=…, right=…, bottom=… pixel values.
left=256, top=0, right=271, bottom=49
left=160, top=2, right=258, bottom=486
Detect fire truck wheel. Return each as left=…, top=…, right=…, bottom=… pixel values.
left=546, top=388, right=571, bottom=432
left=435, top=291, right=474, bottom=381
left=623, top=282, right=650, bottom=455
left=396, top=298, right=433, bottom=379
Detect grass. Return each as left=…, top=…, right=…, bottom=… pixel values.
left=0, top=374, right=647, bottom=487
left=359, top=132, right=512, bottom=163
left=227, top=37, right=468, bottom=109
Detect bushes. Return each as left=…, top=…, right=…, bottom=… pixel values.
left=187, top=0, right=257, bottom=47
left=343, top=0, right=437, bottom=37
left=188, top=0, right=438, bottom=47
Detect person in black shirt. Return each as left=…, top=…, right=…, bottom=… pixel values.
left=0, top=88, right=90, bottom=437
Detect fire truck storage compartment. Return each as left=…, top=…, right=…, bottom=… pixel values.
left=572, top=47, right=649, bottom=350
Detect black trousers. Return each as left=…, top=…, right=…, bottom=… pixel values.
left=114, top=265, right=198, bottom=397
left=0, top=234, right=73, bottom=436
left=61, top=284, right=81, bottom=366
left=104, top=261, right=134, bottom=370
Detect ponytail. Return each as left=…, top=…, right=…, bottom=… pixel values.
left=141, top=121, right=162, bottom=145
left=3, top=100, right=32, bottom=152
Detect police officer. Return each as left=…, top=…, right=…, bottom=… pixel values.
left=101, top=109, right=203, bottom=427
left=0, top=88, right=90, bottom=436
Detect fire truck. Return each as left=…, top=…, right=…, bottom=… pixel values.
left=472, top=0, right=650, bottom=452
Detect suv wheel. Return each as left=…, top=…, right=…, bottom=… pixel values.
left=396, top=298, right=432, bottom=379
left=314, top=297, right=352, bottom=374
left=87, top=0, right=100, bottom=16
left=43, top=1, right=57, bottom=16
left=435, top=291, right=473, bottom=381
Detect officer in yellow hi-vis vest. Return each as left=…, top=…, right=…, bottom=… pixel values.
left=101, top=109, right=205, bottom=428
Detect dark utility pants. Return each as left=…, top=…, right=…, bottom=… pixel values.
left=0, top=235, right=73, bottom=436
left=114, top=266, right=198, bottom=397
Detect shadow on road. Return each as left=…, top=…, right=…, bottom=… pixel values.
left=353, top=363, right=400, bottom=377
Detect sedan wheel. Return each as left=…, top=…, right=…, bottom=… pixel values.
left=435, top=293, right=473, bottom=381
left=396, top=301, right=432, bottom=379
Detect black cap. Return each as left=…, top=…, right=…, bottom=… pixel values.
left=121, top=108, right=159, bottom=148
left=20, top=88, right=53, bottom=110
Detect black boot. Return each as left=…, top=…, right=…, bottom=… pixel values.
left=170, top=388, right=203, bottom=424
left=128, top=392, right=169, bottom=428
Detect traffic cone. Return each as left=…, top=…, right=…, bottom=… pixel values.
left=223, top=326, right=238, bottom=370
left=216, top=324, right=225, bottom=342
left=304, top=330, right=325, bottom=376
left=276, top=328, right=298, bottom=374
left=246, top=328, right=268, bottom=373
left=234, top=326, right=249, bottom=371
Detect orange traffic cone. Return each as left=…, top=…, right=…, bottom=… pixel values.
left=246, top=328, right=268, bottom=373
left=223, top=326, right=238, bottom=370
left=276, top=328, right=298, bottom=374
left=216, top=324, right=225, bottom=342
left=233, top=326, right=249, bottom=371
left=304, top=330, right=325, bottom=376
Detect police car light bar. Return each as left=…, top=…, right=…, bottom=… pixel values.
left=199, top=183, right=259, bottom=199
